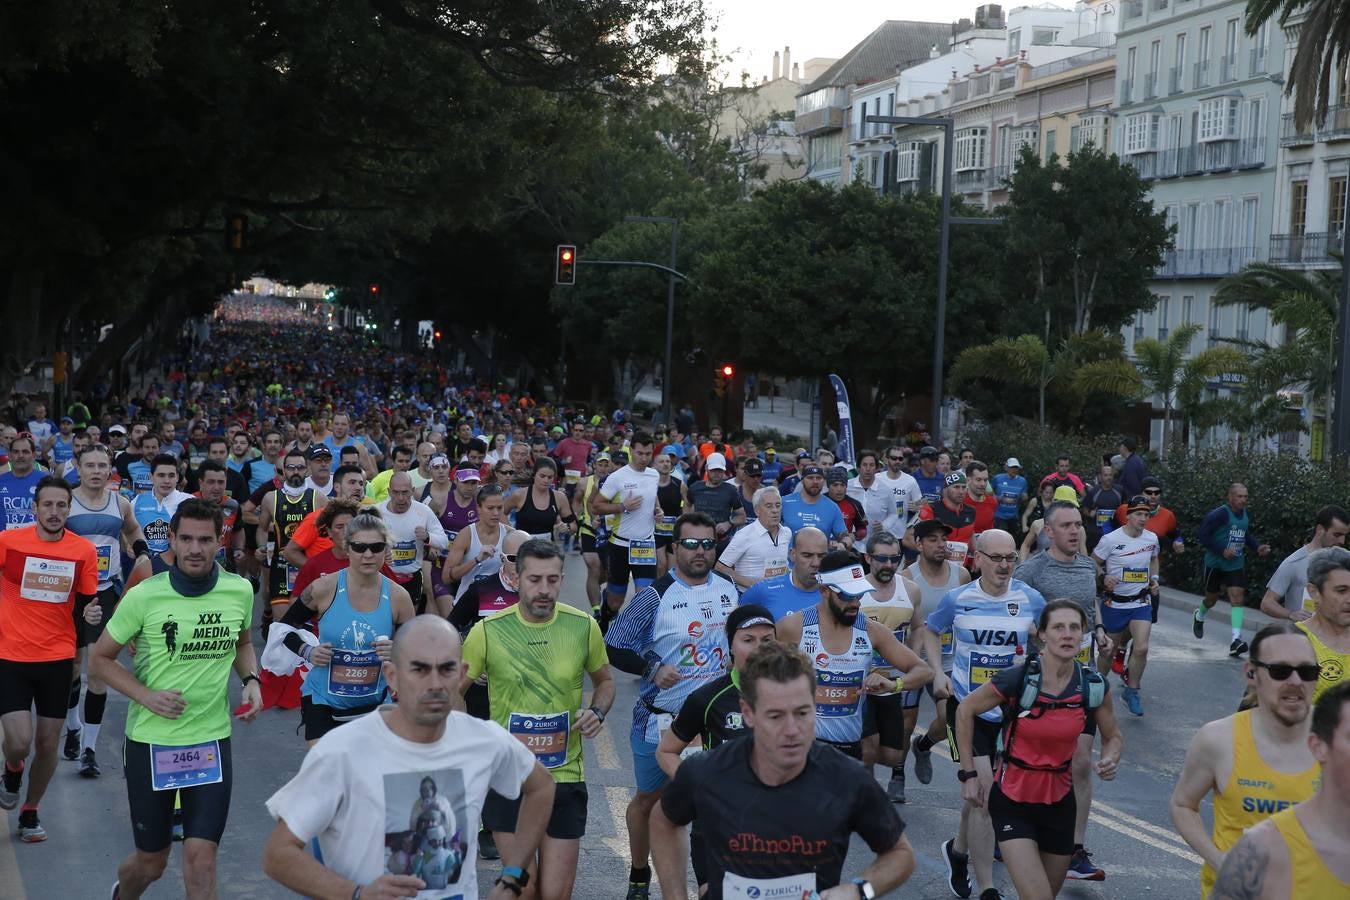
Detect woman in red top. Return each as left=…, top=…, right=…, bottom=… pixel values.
left=956, top=600, right=1124, bottom=900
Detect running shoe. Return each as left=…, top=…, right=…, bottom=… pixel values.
left=1066, top=847, right=1106, bottom=881
left=79, top=749, right=101, bottom=778
left=942, top=837, right=972, bottom=898
left=477, top=828, right=500, bottom=860
left=17, top=809, right=45, bottom=842
left=1110, top=648, right=1125, bottom=676
left=1122, top=685, right=1144, bottom=717
left=625, top=882, right=650, bottom=900
left=1192, top=609, right=1204, bottom=639
left=912, top=743, right=933, bottom=785
left=887, top=769, right=906, bottom=804
left=172, top=809, right=184, bottom=842
left=978, top=890, right=1005, bottom=900
left=110, top=882, right=120, bottom=899
left=0, top=765, right=21, bottom=810
left=63, top=728, right=81, bottom=761
left=1229, top=639, right=1249, bottom=658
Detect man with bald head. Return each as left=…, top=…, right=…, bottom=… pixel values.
left=923, top=529, right=1048, bottom=899
left=264, top=615, right=555, bottom=899
left=1195, top=482, right=1272, bottom=657
left=739, top=526, right=830, bottom=620
left=410, top=441, right=439, bottom=495
left=377, top=472, right=449, bottom=615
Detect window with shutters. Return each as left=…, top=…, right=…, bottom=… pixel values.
left=1123, top=113, right=1159, bottom=153
left=1198, top=97, right=1239, bottom=141
left=954, top=127, right=988, bottom=170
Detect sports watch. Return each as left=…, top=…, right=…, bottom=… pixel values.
left=852, top=877, right=876, bottom=899
left=957, top=769, right=978, bottom=782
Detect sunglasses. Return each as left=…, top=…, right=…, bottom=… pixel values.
left=869, top=554, right=904, bottom=564
left=498, top=469, right=515, bottom=476
left=1143, top=489, right=1161, bottom=495
left=676, top=538, right=717, bottom=551
left=887, top=455, right=904, bottom=461
left=284, top=463, right=307, bottom=472
left=1252, top=661, right=1322, bottom=682
left=349, top=541, right=388, bottom=555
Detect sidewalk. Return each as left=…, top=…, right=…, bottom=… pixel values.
left=1158, top=584, right=1278, bottom=635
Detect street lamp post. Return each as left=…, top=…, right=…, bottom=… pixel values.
left=865, top=114, right=1001, bottom=443
left=625, top=215, right=679, bottom=427
left=1334, top=245, right=1350, bottom=455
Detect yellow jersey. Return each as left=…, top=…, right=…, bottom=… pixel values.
left=1297, top=621, right=1348, bottom=703
left=1270, top=806, right=1350, bottom=898
left=1201, top=710, right=1320, bottom=898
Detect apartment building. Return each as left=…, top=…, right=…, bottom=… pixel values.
left=1112, top=0, right=1283, bottom=447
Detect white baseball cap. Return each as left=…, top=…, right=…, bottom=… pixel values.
left=706, top=452, right=728, bottom=472
left=818, top=559, right=875, bottom=598
left=1005, top=457, right=1021, bottom=468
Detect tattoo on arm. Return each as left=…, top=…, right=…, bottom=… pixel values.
left=1212, top=838, right=1267, bottom=900
left=298, top=582, right=318, bottom=611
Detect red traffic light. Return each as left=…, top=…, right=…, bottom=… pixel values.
left=721, top=365, right=734, bottom=377
left=556, top=244, right=577, bottom=285
left=433, top=330, right=442, bottom=340
left=369, top=284, right=380, bottom=295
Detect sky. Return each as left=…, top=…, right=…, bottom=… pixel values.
left=705, top=0, right=1024, bottom=81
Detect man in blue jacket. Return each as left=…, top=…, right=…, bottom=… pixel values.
left=1193, top=483, right=1270, bottom=657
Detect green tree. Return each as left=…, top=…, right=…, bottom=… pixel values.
left=1131, top=322, right=1248, bottom=457
left=1245, top=0, right=1350, bottom=129
left=1001, top=145, right=1173, bottom=336
left=949, top=330, right=1141, bottom=429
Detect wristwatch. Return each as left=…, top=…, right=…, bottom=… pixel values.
left=588, top=705, right=606, bottom=723
left=957, top=769, right=978, bottom=782
left=240, top=673, right=260, bottom=687
left=496, top=865, right=529, bottom=895
left=852, top=877, right=876, bottom=899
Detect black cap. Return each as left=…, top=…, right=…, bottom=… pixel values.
left=1140, top=476, right=1162, bottom=491
left=918, top=445, right=940, bottom=459
left=800, top=464, right=825, bottom=478
left=912, top=518, right=953, bottom=540
left=741, top=458, right=763, bottom=476
left=824, top=466, right=848, bottom=484
left=725, top=604, right=777, bottom=641
left=306, top=445, right=332, bottom=460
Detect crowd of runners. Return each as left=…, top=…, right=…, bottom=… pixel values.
left=0, top=295, right=1345, bottom=900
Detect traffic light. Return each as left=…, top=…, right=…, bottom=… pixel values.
left=555, top=244, right=576, bottom=285
left=713, top=363, right=734, bottom=398
left=369, top=283, right=380, bottom=298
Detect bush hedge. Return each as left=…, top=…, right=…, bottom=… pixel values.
left=963, top=420, right=1350, bottom=601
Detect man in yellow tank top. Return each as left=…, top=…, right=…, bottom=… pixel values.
left=1170, top=623, right=1322, bottom=898
left=1210, top=681, right=1350, bottom=899
left=1299, top=547, right=1350, bottom=703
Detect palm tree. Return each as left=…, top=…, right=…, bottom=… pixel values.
left=1132, top=322, right=1248, bottom=458
left=1245, top=0, right=1350, bottom=129
left=949, top=330, right=1141, bottom=427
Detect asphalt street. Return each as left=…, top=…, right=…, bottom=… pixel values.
left=3, top=558, right=1268, bottom=899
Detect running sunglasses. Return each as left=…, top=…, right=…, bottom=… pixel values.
left=1251, top=661, right=1322, bottom=682
left=869, top=554, right=904, bottom=564
left=349, top=541, right=388, bottom=555
left=676, top=538, right=717, bottom=550
left=1143, top=489, right=1162, bottom=495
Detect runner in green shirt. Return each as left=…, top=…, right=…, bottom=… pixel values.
left=461, top=539, right=613, bottom=900
left=92, top=498, right=261, bottom=900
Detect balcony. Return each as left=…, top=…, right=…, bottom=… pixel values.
left=1027, top=47, right=1114, bottom=80
left=1194, top=60, right=1211, bottom=89
left=1119, top=78, right=1134, bottom=105
left=1282, top=112, right=1315, bottom=146
left=1144, top=73, right=1158, bottom=99
left=1220, top=54, right=1237, bottom=83
left=987, top=164, right=1012, bottom=189
left=1123, top=0, right=1143, bottom=19
left=1169, top=65, right=1184, bottom=94
left=1270, top=231, right=1346, bottom=267
left=1155, top=247, right=1261, bottom=279
left=795, top=106, right=845, bottom=135
left=1151, top=0, right=1168, bottom=9
left=1249, top=47, right=1268, bottom=76
left=955, top=169, right=988, bottom=192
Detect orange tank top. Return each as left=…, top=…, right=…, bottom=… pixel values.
left=1200, top=710, right=1320, bottom=897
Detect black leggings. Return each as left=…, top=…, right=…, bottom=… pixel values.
left=124, top=738, right=233, bottom=852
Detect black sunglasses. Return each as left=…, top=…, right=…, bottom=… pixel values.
left=870, top=554, right=904, bottom=564
left=1252, top=661, right=1321, bottom=682
left=1143, top=489, right=1162, bottom=495
left=887, top=455, right=904, bottom=462
left=349, top=541, right=388, bottom=555
left=676, top=538, right=717, bottom=551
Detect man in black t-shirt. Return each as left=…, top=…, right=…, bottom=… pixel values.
left=686, top=452, right=745, bottom=537
left=651, top=641, right=915, bottom=900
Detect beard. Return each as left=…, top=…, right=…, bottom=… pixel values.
left=828, top=600, right=859, bottom=626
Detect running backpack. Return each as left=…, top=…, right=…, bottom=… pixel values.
left=995, top=653, right=1105, bottom=771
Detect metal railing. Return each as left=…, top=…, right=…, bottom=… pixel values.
left=955, top=169, right=987, bottom=191
left=1269, top=231, right=1346, bottom=266
left=1151, top=0, right=1168, bottom=9
left=1155, top=247, right=1261, bottom=278
left=998, top=70, right=1016, bottom=90
left=1119, top=78, right=1133, bottom=105
left=1281, top=107, right=1350, bottom=145
left=1249, top=47, right=1267, bottom=76
left=1220, top=54, right=1237, bottom=83
left=1144, top=73, right=1158, bottom=98
left=987, top=164, right=1012, bottom=188
left=1123, top=0, right=1143, bottom=19
left=1193, top=60, right=1211, bottom=89
left=1169, top=65, right=1184, bottom=94
left=1282, top=112, right=1315, bottom=145
left=1026, top=47, right=1114, bottom=80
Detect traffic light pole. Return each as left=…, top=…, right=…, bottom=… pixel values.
left=624, top=216, right=680, bottom=427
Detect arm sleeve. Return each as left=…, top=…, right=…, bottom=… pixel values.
left=657, top=751, right=702, bottom=826
left=669, top=684, right=710, bottom=744
left=487, top=725, right=539, bottom=801
left=605, top=645, right=650, bottom=676
left=461, top=621, right=487, bottom=680
left=848, top=776, right=905, bottom=852
left=1197, top=509, right=1226, bottom=554
left=448, top=586, right=480, bottom=635
left=280, top=599, right=317, bottom=654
